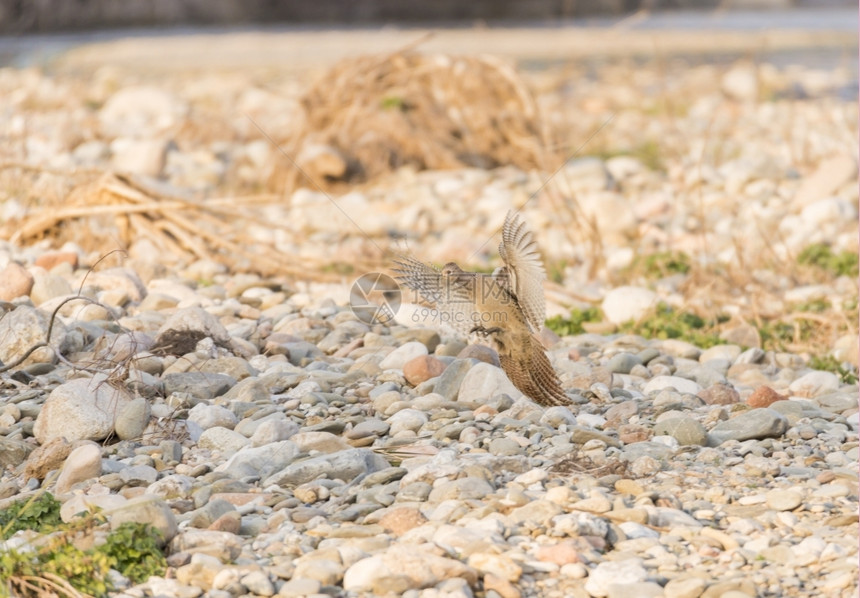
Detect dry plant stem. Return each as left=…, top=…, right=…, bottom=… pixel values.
left=18, top=573, right=92, bottom=598
left=0, top=160, right=103, bottom=178
left=0, top=341, right=48, bottom=373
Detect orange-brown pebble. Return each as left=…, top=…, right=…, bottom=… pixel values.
left=747, top=385, right=787, bottom=408
left=403, top=355, right=447, bottom=385
left=35, top=251, right=79, bottom=271
left=618, top=423, right=652, bottom=444
left=535, top=540, right=582, bottom=566
left=473, top=404, right=499, bottom=418
left=378, top=507, right=428, bottom=536
left=0, top=262, right=34, bottom=301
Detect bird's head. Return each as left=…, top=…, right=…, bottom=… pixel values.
left=441, top=262, right=464, bottom=277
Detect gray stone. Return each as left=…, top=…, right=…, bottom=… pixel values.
left=458, top=362, right=523, bottom=408
left=189, top=498, right=237, bottom=529
left=343, top=545, right=477, bottom=593
left=428, top=477, right=494, bottom=502
left=217, top=440, right=300, bottom=480
left=0, top=305, right=69, bottom=366
left=488, top=437, right=523, bottom=456
left=0, top=437, right=33, bottom=469
left=108, top=494, right=178, bottom=544
left=654, top=415, right=707, bottom=446
left=622, top=441, right=675, bottom=462
left=119, top=464, right=158, bottom=486
left=346, top=418, right=390, bottom=439
left=34, top=375, right=132, bottom=444
left=188, top=403, right=238, bottom=430
left=433, top=358, right=473, bottom=401
left=198, top=427, right=251, bottom=454
left=602, top=287, right=658, bottom=325
left=663, top=576, right=707, bottom=598
left=606, top=352, right=642, bottom=374
left=250, top=418, right=299, bottom=446
left=708, top=408, right=789, bottom=446
left=264, top=448, right=389, bottom=488
left=115, top=397, right=151, bottom=441
left=156, top=306, right=232, bottom=346
left=765, top=489, right=803, bottom=511
left=585, top=558, right=648, bottom=597
left=163, top=372, right=236, bottom=401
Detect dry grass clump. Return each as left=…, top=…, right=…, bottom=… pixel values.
left=0, top=172, right=376, bottom=279
left=269, top=50, right=554, bottom=191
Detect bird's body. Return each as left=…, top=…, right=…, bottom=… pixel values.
left=393, top=211, right=570, bottom=407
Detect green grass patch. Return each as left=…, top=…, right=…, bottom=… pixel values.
left=545, top=307, right=603, bottom=336
left=629, top=251, right=692, bottom=278
left=593, top=139, right=664, bottom=172
left=100, top=522, right=168, bottom=585
left=322, top=262, right=356, bottom=276
left=380, top=95, right=407, bottom=111
left=0, top=493, right=63, bottom=540
left=0, top=493, right=167, bottom=598
left=809, top=354, right=858, bottom=385
left=619, top=302, right=724, bottom=348
left=797, top=244, right=859, bottom=278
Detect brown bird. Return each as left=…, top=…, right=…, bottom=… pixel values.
left=393, top=211, right=570, bottom=407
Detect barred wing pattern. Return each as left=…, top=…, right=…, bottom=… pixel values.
left=392, top=255, right=485, bottom=338
left=498, top=210, right=547, bottom=334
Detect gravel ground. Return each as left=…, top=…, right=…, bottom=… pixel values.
left=0, top=26, right=857, bottom=598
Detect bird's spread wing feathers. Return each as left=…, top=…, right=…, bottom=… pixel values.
left=500, top=336, right=569, bottom=406
left=498, top=211, right=546, bottom=333
left=392, top=255, right=484, bottom=337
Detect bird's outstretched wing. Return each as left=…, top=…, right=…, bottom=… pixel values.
left=500, top=335, right=569, bottom=406
left=392, top=255, right=484, bottom=337
left=498, top=210, right=546, bottom=333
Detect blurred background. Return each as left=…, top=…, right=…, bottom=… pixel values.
left=0, top=0, right=855, bottom=33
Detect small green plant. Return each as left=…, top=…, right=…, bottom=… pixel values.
left=380, top=95, right=406, bottom=111
left=593, top=139, right=665, bottom=172
left=797, top=244, right=859, bottom=278
left=809, top=354, right=858, bottom=385
left=545, top=307, right=603, bottom=336
left=1, top=538, right=113, bottom=598
left=547, top=259, right=568, bottom=284
left=0, top=492, right=63, bottom=539
left=322, top=262, right=355, bottom=275
left=0, top=492, right=167, bottom=598
left=641, top=251, right=692, bottom=277
left=100, top=522, right=167, bottom=584
left=792, top=299, right=830, bottom=313
left=619, top=303, right=723, bottom=348
left=758, top=320, right=795, bottom=351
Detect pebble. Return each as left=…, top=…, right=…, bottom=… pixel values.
left=54, top=443, right=102, bottom=494
left=34, top=375, right=132, bottom=443
left=0, top=262, right=34, bottom=301
left=708, top=408, right=789, bottom=445
left=601, top=286, right=658, bottom=324
left=458, top=362, right=523, bottom=408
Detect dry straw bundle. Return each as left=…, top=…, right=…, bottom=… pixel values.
left=2, top=173, right=353, bottom=279
left=270, top=50, right=553, bottom=190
